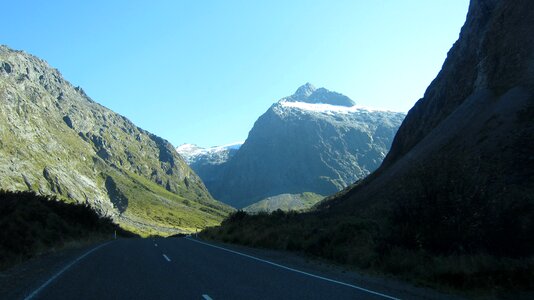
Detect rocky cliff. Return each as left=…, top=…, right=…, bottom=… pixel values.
left=320, top=0, right=534, bottom=255
left=176, top=142, right=242, bottom=192
left=201, top=1, right=533, bottom=294
left=382, top=0, right=534, bottom=171
left=0, top=46, right=233, bottom=235
left=209, top=84, right=405, bottom=208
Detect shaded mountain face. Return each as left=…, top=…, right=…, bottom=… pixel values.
left=176, top=142, right=242, bottom=191
left=321, top=0, right=534, bottom=255
left=0, top=46, right=232, bottom=235
left=207, top=84, right=405, bottom=208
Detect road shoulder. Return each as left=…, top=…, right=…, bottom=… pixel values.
left=189, top=237, right=464, bottom=300
left=0, top=240, right=113, bottom=300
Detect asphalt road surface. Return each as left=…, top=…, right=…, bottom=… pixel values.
left=24, top=237, right=401, bottom=300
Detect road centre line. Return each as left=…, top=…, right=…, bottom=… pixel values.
left=24, top=241, right=113, bottom=300
left=202, top=294, right=213, bottom=300
left=163, top=254, right=171, bottom=262
left=186, top=237, right=399, bottom=300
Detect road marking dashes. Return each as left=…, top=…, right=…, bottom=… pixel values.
left=163, top=254, right=171, bottom=262
left=202, top=294, right=213, bottom=300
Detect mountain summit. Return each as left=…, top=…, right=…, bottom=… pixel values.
left=292, top=82, right=316, bottom=99
left=204, top=2, right=534, bottom=294
left=205, top=84, right=404, bottom=209
left=284, top=83, right=356, bottom=107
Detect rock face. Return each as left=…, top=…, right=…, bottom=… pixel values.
left=284, top=82, right=355, bottom=107
left=208, top=84, right=405, bottom=208
left=382, top=0, right=534, bottom=171
left=321, top=0, right=533, bottom=254
left=0, top=45, right=232, bottom=234
left=176, top=142, right=242, bottom=191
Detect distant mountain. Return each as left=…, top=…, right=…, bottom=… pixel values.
left=176, top=142, right=242, bottom=191
left=0, top=45, right=233, bottom=235
left=285, top=82, right=355, bottom=107
left=177, top=142, right=243, bottom=165
left=207, top=84, right=405, bottom=208
left=203, top=1, right=534, bottom=295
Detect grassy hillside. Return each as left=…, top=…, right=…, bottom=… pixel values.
left=0, top=45, right=234, bottom=235
left=0, top=190, right=136, bottom=270
left=243, top=192, right=324, bottom=213
left=112, top=168, right=232, bottom=236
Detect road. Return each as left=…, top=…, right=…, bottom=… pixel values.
left=24, top=237, right=400, bottom=300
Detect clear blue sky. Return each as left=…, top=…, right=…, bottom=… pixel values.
left=1, top=0, right=469, bottom=148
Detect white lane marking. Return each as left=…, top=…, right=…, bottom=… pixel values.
left=186, top=238, right=399, bottom=300
left=24, top=241, right=113, bottom=300
left=155, top=243, right=158, bottom=247
left=202, top=294, right=213, bottom=300
left=163, top=254, right=171, bottom=262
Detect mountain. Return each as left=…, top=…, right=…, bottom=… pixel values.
left=177, top=142, right=243, bottom=165
left=285, top=82, right=355, bottom=107
left=0, top=45, right=233, bottom=235
left=176, top=142, right=242, bottom=191
left=322, top=0, right=534, bottom=222
left=209, top=84, right=405, bottom=208
left=203, top=0, right=534, bottom=294
left=316, top=0, right=534, bottom=257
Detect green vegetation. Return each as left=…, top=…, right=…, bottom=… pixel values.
left=203, top=153, right=533, bottom=298
left=0, top=190, right=136, bottom=270
left=244, top=192, right=324, bottom=213
left=203, top=154, right=533, bottom=298
left=203, top=208, right=533, bottom=298
left=110, top=169, right=233, bottom=236
left=0, top=46, right=233, bottom=236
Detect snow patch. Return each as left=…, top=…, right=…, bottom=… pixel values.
left=176, top=143, right=203, bottom=153
left=280, top=100, right=396, bottom=114
left=176, top=142, right=243, bottom=164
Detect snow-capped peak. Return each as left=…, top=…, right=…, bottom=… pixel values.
left=176, top=142, right=243, bottom=165
left=285, top=83, right=355, bottom=107
left=293, top=82, right=316, bottom=98
left=176, top=143, right=203, bottom=153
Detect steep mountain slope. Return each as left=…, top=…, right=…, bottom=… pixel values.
left=176, top=142, right=242, bottom=192
left=177, top=142, right=243, bottom=165
left=210, top=84, right=405, bottom=208
left=322, top=0, right=534, bottom=218
left=203, top=0, right=533, bottom=295
left=0, top=46, right=233, bottom=235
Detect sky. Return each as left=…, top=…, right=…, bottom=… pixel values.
left=1, top=0, right=469, bottom=148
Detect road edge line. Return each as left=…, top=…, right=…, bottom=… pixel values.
left=185, top=237, right=399, bottom=300
left=24, top=240, right=114, bottom=300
